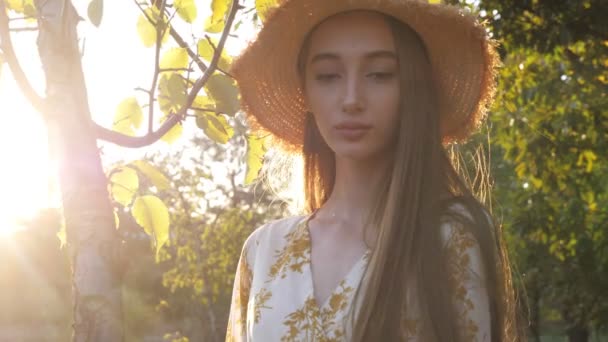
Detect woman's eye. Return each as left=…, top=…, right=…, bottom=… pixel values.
left=313, top=72, right=394, bottom=82
left=368, top=72, right=395, bottom=80
left=315, top=73, right=340, bottom=82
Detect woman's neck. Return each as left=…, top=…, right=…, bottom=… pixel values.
left=318, top=154, right=391, bottom=227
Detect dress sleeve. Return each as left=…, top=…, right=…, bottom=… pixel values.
left=442, top=220, right=492, bottom=341
left=225, top=236, right=255, bottom=342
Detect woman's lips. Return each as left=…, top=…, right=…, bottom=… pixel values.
left=334, top=122, right=371, bottom=140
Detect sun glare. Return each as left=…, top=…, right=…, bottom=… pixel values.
left=0, top=72, right=56, bottom=237
left=0, top=216, right=22, bottom=237
left=0, top=1, right=257, bottom=238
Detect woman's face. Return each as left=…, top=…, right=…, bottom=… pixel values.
left=303, top=11, right=401, bottom=161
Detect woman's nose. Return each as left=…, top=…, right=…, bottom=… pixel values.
left=341, top=75, right=365, bottom=114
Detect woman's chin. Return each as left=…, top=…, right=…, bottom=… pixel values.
left=331, top=143, right=382, bottom=162
left=331, top=141, right=387, bottom=162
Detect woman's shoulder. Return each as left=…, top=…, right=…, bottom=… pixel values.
left=241, top=214, right=309, bottom=256
left=440, top=195, right=491, bottom=219
left=438, top=197, right=491, bottom=284
left=439, top=197, right=493, bottom=236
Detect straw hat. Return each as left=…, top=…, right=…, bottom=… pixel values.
left=231, top=0, right=500, bottom=152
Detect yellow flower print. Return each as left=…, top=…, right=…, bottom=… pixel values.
left=268, top=221, right=311, bottom=281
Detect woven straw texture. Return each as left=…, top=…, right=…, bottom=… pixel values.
left=230, top=0, right=500, bottom=153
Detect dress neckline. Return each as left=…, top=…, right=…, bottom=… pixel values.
left=301, top=212, right=371, bottom=310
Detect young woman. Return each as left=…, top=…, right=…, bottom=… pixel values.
left=226, top=0, right=519, bottom=341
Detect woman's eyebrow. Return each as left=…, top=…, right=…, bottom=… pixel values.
left=310, top=50, right=397, bottom=64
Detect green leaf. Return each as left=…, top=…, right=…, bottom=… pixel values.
left=23, top=0, right=35, bottom=16
left=530, top=176, right=543, bottom=189
left=204, top=16, right=224, bottom=33
left=582, top=191, right=597, bottom=212
left=515, top=162, right=527, bottom=179
left=578, top=150, right=597, bottom=173
left=204, top=0, right=228, bottom=33
left=6, top=0, right=34, bottom=14
left=132, top=195, right=170, bottom=256
left=205, top=74, right=239, bottom=116
left=158, top=73, right=187, bottom=114
left=112, top=97, right=143, bottom=136
left=130, top=160, right=171, bottom=190
left=174, top=0, right=197, bottom=23
left=255, top=0, right=279, bottom=23
left=196, top=113, right=234, bottom=144
left=193, top=95, right=216, bottom=110
left=245, top=134, right=266, bottom=185
left=136, top=7, right=170, bottom=48
left=109, top=167, right=139, bottom=206
left=161, top=119, right=183, bottom=144
left=197, top=38, right=232, bottom=70
left=87, top=0, right=103, bottom=27
left=6, top=0, right=23, bottom=11
left=159, top=48, right=189, bottom=71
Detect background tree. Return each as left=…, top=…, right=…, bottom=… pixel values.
left=0, top=0, right=250, bottom=340
left=2, top=0, right=606, bottom=341
left=149, top=133, right=286, bottom=341
left=472, top=0, right=607, bottom=340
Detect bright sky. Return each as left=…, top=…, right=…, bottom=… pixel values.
left=0, top=1, right=255, bottom=236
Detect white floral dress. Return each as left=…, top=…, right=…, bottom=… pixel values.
left=225, top=214, right=491, bottom=341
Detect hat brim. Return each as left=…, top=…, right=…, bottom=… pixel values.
left=231, top=0, right=500, bottom=153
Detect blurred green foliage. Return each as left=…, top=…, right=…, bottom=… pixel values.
left=2, top=1, right=606, bottom=341
left=474, top=0, right=607, bottom=339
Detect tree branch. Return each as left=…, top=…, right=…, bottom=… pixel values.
left=94, top=113, right=182, bottom=148
left=160, top=67, right=194, bottom=73
left=168, top=22, right=232, bottom=77
left=191, top=106, right=218, bottom=113
left=0, top=0, right=45, bottom=112
left=168, top=25, right=207, bottom=72
left=133, top=0, right=166, bottom=135
left=182, top=0, right=239, bottom=111
left=135, top=87, right=151, bottom=94
left=150, top=0, right=166, bottom=134
left=8, top=15, right=35, bottom=21
left=9, top=26, right=38, bottom=32
left=95, top=0, right=241, bottom=148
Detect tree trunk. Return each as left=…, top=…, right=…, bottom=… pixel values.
left=567, top=326, right=589, bottom=342
left=529, top=285, right=541, bottom=342
left=36, top=0, right=124, bottom=340
left=562, top=308, right=589, bottom=342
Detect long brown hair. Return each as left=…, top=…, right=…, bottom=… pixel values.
left=297, top=12, right=520, bottom=342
